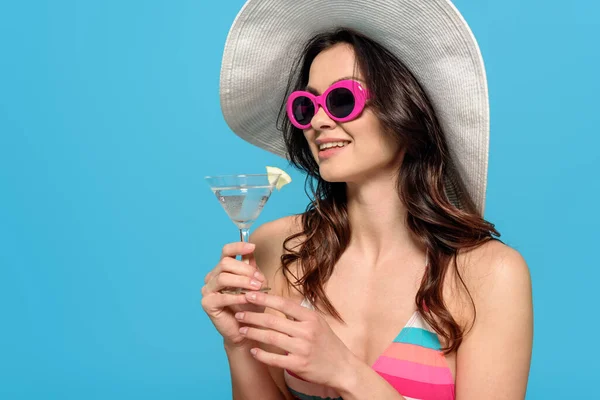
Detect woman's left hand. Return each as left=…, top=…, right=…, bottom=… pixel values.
left=234, top=291, right=356, bottom=388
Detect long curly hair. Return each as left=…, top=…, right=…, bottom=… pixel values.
left=277, top=28, right=500, bottom=354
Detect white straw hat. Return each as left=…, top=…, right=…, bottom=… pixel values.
left=220, top=0, right=490, bottom=216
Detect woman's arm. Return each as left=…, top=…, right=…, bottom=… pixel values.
left=227, top=217, right=299, bottom=400
left=454, top=241, right=533, bottom=399
left=226, top=340, right=286, bottom=400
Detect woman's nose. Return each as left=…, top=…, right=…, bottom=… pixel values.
left=311, top=106, right=335, bottom=131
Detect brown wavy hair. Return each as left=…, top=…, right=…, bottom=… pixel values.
left=277, top=28, right=500, bottom=354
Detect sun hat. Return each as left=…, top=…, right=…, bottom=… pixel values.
left=219, top=0, right=490, bottom=216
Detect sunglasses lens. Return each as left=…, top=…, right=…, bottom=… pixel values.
left=291, top=96, right=315, bottom=126
left=326, top=87, right=355, bottom=119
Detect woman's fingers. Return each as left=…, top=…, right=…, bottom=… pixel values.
left=239, top=325, right=306, bottom=355
left=241, top=250, right=257, bottom=267
left=205, top=270, right=265, bottom=294
left=223, top=241, right=257, bottom=267
left=201, top=292, right=248, bottom=312
left=221, top=242, right=256, bottom=259
left=248, top=347, right=292, bottom=370
left=204, top=256, right=265, bottom=287
left=204, top=242, right=259, bottom=284
left=245, top=292, right=315, bottom=322
left=234, top=311, right=306, bottom=339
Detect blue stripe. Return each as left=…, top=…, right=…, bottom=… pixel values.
left=287, top=386, right=342, bottom=400
left=394, top=327, right=441, bottom=350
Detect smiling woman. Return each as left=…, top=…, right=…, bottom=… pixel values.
left=201, top=0, right=533, bottom=399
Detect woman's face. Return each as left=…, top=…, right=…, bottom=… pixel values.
left=303, top=43, right=402, bottom=183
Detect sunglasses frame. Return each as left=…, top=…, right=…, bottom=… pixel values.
left=286, top=79, right=371, bottom=130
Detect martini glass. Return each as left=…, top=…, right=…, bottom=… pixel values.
left=205, top=173, right=280, bottom=294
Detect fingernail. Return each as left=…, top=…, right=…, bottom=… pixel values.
left=246, top=292, right=257, bottom=301
left=239, top=327, right=248, bottom=335
left=250, top=348, right=257, bottom=356
left=250, top=280, right=261, bottom=288
left=235, top=312, right=244, bottom=320
left=253, top=271, right=265, bottom=281
left=244, top=243, right=255, bottom=251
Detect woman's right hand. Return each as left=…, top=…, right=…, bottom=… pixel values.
left=201, top=242, right=268, bottom=348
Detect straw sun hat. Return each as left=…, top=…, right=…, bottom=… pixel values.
left=219, top=0, right=490, bottom=216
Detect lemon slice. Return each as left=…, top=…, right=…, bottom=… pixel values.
left=266, top=166, right=292, bottom=190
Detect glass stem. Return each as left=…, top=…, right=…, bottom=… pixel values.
left=239, top=228, right=251, bottom=265
left=240, top=228, right=250, bottom=243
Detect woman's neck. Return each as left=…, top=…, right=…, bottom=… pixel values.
left=345, top=174, right=421, bottom=265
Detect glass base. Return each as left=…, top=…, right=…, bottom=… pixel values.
left=220, top=287, right=271, bottom=295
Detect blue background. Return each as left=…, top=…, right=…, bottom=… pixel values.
left=0, top=0, right=597, bottom=398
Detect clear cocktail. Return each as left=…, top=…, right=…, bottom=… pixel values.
left=205, top=173, right=283, bottom=294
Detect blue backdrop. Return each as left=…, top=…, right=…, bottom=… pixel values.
left=1, top=0, right=598, bottom=398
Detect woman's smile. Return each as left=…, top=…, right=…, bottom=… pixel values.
left=317, top=140, right=351, bottom=160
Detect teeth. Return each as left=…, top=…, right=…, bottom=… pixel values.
left=319, top=141, right=349, bottom=151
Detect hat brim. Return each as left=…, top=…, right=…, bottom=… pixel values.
left=220, top=0, right=489, bottom=216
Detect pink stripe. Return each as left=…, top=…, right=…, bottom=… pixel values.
left=373, top=356, right=453, bottom=385
left=381, top=342, right=449, bottom=368
left=376, top=371, right=455, bottom=400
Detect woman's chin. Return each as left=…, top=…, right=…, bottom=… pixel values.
left=318, top=168, right=353, bottom=183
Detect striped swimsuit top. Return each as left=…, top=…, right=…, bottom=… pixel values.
left=284, top=298, right=455, bottom=400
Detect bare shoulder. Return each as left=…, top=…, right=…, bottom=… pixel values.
left=249, top=215, right=304, bottom=296
left=450, top=239, right=533, bottom=327
left=458, top=240, right=531, bottom=301
left=250, top=214, right=302, bottom=255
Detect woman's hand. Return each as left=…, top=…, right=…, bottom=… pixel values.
left=234, top=291, right=356, bottom=388
left=201, top=242, right=269, bottom=348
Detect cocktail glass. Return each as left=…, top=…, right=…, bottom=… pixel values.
left=205, top=173, right=280, bottom=294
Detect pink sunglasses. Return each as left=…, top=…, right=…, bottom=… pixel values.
left=286, top=79, right=371, bottom=130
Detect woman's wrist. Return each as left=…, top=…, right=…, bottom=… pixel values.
left=223, top=338, right=256, bottom=353
left=333, top=353, right=405, bottom=400
left=331, top=352, right=363, bottom=394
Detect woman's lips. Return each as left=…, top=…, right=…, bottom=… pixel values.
left=318, top=142, right=350, bottom=160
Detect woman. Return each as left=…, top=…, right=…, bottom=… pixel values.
left=202, top=0, right=533, bottom=399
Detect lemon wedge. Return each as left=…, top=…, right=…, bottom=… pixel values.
left=266, top=166, right=292, bottom=190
